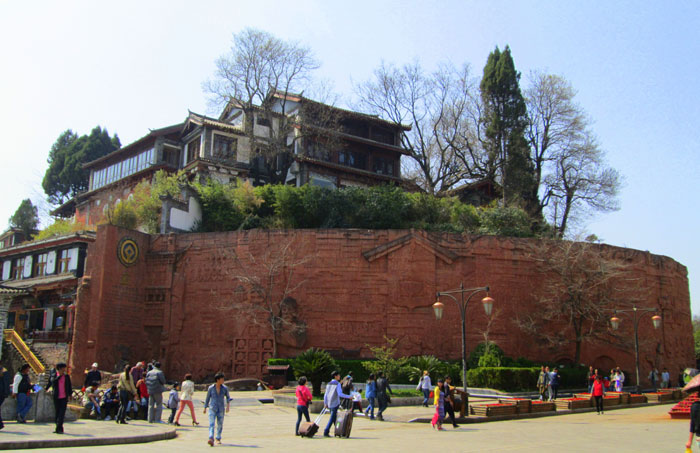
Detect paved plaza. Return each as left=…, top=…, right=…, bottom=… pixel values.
left=0, top=391, right=690, bottom=452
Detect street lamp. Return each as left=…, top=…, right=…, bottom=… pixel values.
left=432, top=283, right=493, bottom=408
left=609, top=305, right=662, bottom=393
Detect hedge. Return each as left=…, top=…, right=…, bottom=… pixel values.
left=466, top=367, right=540, bottom=392
left=268, top=358, right=376, bottom=383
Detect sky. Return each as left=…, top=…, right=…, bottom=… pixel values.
left=0, top=0, right=698, bottom=312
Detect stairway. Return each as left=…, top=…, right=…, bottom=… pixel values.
left=668, top=392, right=697, bottom=419
left=2, top=329, right=48, bottom=386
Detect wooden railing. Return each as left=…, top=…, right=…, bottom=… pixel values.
left=3, top=329, right=45, bottom=374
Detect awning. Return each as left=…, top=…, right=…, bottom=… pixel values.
left=1, top=274, right=77, bottom=291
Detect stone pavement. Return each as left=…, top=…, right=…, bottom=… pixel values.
left=0, top=391, right=690, bottom=452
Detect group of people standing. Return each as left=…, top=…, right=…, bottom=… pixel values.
left=537, top=366, right=561, bottom=401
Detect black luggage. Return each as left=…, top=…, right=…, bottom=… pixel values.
left=334, top=409, right=353, bottom=438
left=299, top=408, right=326, bottom=438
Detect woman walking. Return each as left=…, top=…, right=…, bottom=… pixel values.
left=592, top=374, right=605, bottom=415
left=174, top=374, right=198, bottom=426
left=294, top=376, right=312, bottom=435
left=416, top=370, right=432, bottom=407
left=117, top=364, right=137, bottom=424
left=364, top=373, right=377, bottom=420
left=431, top=379, right=445, bottom=430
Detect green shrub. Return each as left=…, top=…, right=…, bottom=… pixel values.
left=291, top=348, right=336, bottom=396
left=478, top=352, right=502, bottom=367
left=478, top=206, right=534, bottom=237
left=466, top=367, right=539, bottom=391
left=467, top=342, right=505, bottom=369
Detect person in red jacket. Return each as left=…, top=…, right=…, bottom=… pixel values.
left=592, top=374, right=606, bottom=415
left=295, top=376, right=312, bottom=436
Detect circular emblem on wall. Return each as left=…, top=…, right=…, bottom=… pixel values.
left=117, top=237, right=139, bottom=267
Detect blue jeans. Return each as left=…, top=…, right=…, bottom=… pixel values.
left=295, top=405, right=310, bottom=434
left=422, top=388, right=430, bottom=405
left=208, top=408, right=224, bottom=440
left=324, top=406, right=339, bottom=436
left=85, top=400, right=101, bottom=415
left=365, top=397, right=375, bottom=418
left=17, top=393, right=33, bottom=419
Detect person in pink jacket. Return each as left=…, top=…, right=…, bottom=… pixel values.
left=295, top=376, right=312, bottom=435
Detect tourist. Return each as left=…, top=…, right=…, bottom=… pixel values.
left=340, top=372, right=354, bottom=410
left=12, top=364, right=33, bottom=423
left=537, top=366, right=549, bottom=401
left=649, top=368, right=659, bottom=391
left=544, top=366, right=553, bottom=401
left=661, top=368, right=670, bottom=389
left=364, top=373, right=377, bottom=420
left=550, top=368, right=560, bottom=400
left=613, top=370, right=623, bottom=392
left=83, top=382, right=102, bottom=418
left=376, top=371, right=393, bottom=421
left=416, top=370, right=432, bottom=407
left=294, top=376, right=312, bottom=436
left=175, top=373, right=199, bottom=426
left=167, top=382, right=181, bottom=424
left=136, top=376, right=149, bottom=419
left=146, top=361, right=166, bottom=423
left=117, top=364, right=137, bottom=424
left=83, top=362, right=102, bottom=389
left=203, top=372, right=231, bottom=446
left=587, top=365, right=595, bottom=393
left=0, top=361, right=11, bottom=429
left=51, top=363, right=71, bottom=434
left=130, top=361, right=145, bottom=384
left=680, top=368, right=687, bottom=388
left=685, top=389, right=700, bottom=450
left=101, top=384, right=120, bottom=420
left=431, top=378, right=445, bottom=430
left=592, top=374, right=605, bottom=415
left=616, top=366, right=625, bottom=389
left=443, top=376, right=459, bottom=428
left=323, top=370, right=352, bottom=436
left=351, top=390, right=363, bottom=414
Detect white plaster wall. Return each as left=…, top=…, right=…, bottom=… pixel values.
left=169, top=196, right=202, bottom=232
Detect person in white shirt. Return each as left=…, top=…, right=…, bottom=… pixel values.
left=661, top=368, right=670, bottom=388
left=416, top=371, right=432, bottom=407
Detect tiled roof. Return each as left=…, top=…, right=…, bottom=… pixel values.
left=1, top=274, right=77, bottom=290
left=0, top=285, right=28, bottom=295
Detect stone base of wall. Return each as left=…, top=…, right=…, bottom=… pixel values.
left=1, top=391, right=78, bottom=423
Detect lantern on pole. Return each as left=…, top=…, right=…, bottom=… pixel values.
left=651, top=315, right=662, bottom=330
left=610, top=316, right=621, bottom=330
left=432, top=299, right=445, bottom=320
left=482, top=296, right=495, bottom=316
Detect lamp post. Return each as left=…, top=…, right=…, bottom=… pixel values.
left=432, top=283, right=494, bottom=408
left=609, top=305, right=662, bottom=393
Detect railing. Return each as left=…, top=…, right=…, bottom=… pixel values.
left=26, top=329, right=73, bottom=343
left=3, top=329, right=46, bottom=374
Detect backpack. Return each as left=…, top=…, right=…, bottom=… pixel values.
left=341, top=377, right=353, bottom=394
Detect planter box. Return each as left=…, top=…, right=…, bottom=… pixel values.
left=471, top=403, right=517, bottom=417
left=499, top=398, right=531, bottom=414
left=645, top=392, right=674, bottom=403
left=555, top=398, right=592, bottom=410
left=629, top=394, right=647, bottom=404
left=603, top=395, right=620, bottom=406
left=607, top=392, right=630, bottom=404
left=530, top=401, right=556, bottom=413
left=574, top=393, right=593, bottom=399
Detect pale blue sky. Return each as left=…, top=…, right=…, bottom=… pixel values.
left=1, top=1, right=697, bottom=313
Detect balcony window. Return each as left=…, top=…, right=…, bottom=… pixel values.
left=11, top=258, right=24, bottom=280
left=306, top=139, right=331, bottom=162
left=373, top=157, right=395, bottom=176
left=187, top=137, right=201, bottom=163
left=58, top=250, right=71, bottom=274
left=370, top=126, right=395, bottom=145
left=339, top=150, right=367, bottom=170
left=213, top=134, right=237, bottom=160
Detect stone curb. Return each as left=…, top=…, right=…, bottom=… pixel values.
left=408, top=400, right=677, bottom=424
left=0, top=426, right=177, bottom=450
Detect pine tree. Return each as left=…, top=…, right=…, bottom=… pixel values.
left=480, top=46, right=539, bottom=217
left=9, top=199, right=39, bottom=240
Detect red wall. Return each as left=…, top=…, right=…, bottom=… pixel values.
left=69, top=226, right=693, bottom=386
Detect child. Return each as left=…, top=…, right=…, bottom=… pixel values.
left=167, top=382, right=180, bottom=424
left=351, top=391, right=363, bottom=414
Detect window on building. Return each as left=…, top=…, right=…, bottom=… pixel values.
left=34, top=253, right=48, bottom=277
left=58, top=250, right=70, bottom=274
left=186, top=137, right=201, bottom=163
left=306, top=139, right=331, bottom=161
left=342, top=120, right=369, bottom=138
left=370, top=126, right=395, bottom=145
left=11, top=258, right=24, bottom=280
left=339, top=150, right=367, bottom=170
left=256, top=115, right=271, bottom=127
left=373, top=157, right=395, bottom=176
left=212, top=134, right=237, bottom=160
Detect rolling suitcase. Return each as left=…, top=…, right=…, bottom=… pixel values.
left=334, top=409, right=354, bottom=438
left=299, top=407, right=326, bottom=438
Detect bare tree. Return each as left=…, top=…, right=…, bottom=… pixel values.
left=517, top=240, right=642, bottom=364
left=355, top=61, right=487, bottom=194
left=213, top=235, right=313, bottom=357
left=203, top=28, right=331, bottom=184
left=525, top=72, right=621, bottom=236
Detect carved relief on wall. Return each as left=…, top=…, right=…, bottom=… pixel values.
left=232, top=325, right=274, bottom=378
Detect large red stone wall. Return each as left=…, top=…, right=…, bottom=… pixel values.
left=69, top=226, right=693, bottom=386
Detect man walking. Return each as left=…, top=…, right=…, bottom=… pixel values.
left=323, top=370, right=352, bottom=436
left=537, top=366, right=549, bottom=401
left=549, top=368, right=560, bottom=400
left=12, top=364, right=33, bottom=423
left=146, top=361, right=166, bottom=423
left=51, top=363, right=71, bottom=434
left=443, top=376, right=459, bottom=428
left=661, top=368, right=670, bottom=389
left=376, top=371, right=393, bottom=421
left=203, top=372, right=230, bottom=446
